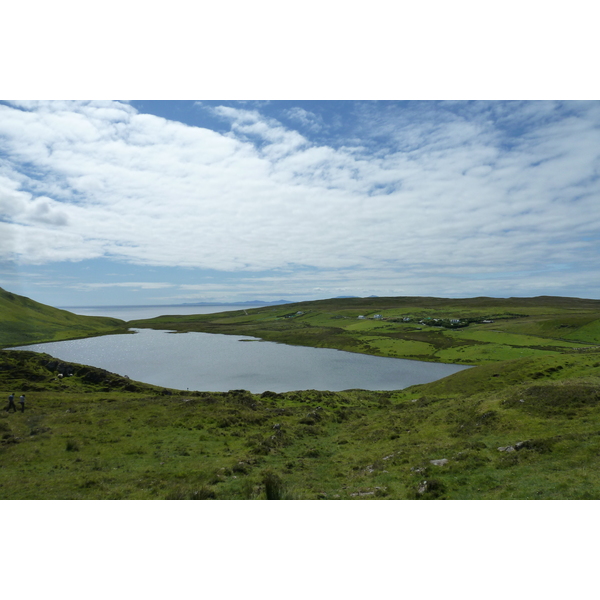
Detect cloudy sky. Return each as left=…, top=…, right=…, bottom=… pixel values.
left=1, top=99, right=599, bottom=306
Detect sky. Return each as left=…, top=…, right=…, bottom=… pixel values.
left=1, top=99, right=600, bottom=307
left=2, top=1, right=599, bottom=587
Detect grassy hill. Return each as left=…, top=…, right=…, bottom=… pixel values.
left=129, top=295, right=600, bottom=366
left=0, top=287, right=127, bottom=348
left=2, top=291, right=600, bottom=499
left=1, top=347, right=600, bottom=499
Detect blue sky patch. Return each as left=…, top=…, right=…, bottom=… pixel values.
left=1, top=100, right=600, bottom=306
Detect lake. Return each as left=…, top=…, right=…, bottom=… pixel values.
left=12, top=321, right=470, bottom=393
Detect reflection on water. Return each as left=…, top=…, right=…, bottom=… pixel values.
left=12, top=328, right=470, bottom=393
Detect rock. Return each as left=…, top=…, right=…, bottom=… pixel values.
left=498, top=441, right=529, bottom=452
left=416, top=479, right=446, bottom=497
left=430, top=458, right=449, bottom=466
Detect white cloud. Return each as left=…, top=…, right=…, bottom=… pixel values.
left=284, top=107, right=323, bottom=132
left=72, top=282, right=175, bottom=291
left=1, top=100, right=600, bottom=299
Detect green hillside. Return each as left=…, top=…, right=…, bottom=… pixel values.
left=129, top=295, right=600, bottom=366
left=0, top=287, right=126, bottom=348
left=1, top=347, right=599, bottom=499
left=2, top=291, right=600, bottom=499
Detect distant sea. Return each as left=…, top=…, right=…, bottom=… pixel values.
left=60, top=304, right=269, bottom=321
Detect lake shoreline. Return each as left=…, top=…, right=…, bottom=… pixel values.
left=8, top=328, right=471, bottom=394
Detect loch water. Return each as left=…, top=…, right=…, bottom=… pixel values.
left=12, top=320, right=470, bottom=393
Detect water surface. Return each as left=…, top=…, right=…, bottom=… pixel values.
left=12, top=328, right=470, bottom=393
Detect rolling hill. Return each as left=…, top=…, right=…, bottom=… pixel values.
left=0, top=287, right=126, bottom=348
left=2, top=290, right=600, bottom=498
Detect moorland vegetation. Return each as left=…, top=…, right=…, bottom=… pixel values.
left=2, top=288, right=600, bottom=499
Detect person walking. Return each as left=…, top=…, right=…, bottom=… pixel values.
left=18, top=394, right=25, bottom=413
left=7, top=393, right=17, bottom=413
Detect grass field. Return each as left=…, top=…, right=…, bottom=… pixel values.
left=129, top=295, right=600, bottom=365
left=0, top=286, right=127, bottom=348
left=2, top=345, right=600, bottom=499
left=3, top=292, right=600, bottom=499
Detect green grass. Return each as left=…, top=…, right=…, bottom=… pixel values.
left=3, top=291, right=600, bottom=499
left=0, top=286, right=127, bottom=348
left=2, top=347, right=600, bottom=499
left=129, top=295, right=600, bottom=365
left=564, top=319, right=600, bottom=344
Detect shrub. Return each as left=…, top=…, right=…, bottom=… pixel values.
left=262, top=470, right=285, bottom=500
left=66, top=439, right=80, bottom=452
left=375, top=487, right=390, bottom=498
left=303, top=447, right=321, bottom=458
left=232, top=461, right=251, bottom=474
left=165, top=486, right=216, bottom=500
left=239, top=478, right=261, bottom=499
left=413, top=478, right=446, bottom=499
left=190, top=486, right=217, bottom=500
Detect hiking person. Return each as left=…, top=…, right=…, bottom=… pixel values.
left=7, top=393, right=17, bottom=413
left=19, top=394, right=25, bottom=413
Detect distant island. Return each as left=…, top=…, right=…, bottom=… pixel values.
left=180, top=299, right=294, bottom=307
left=60, top=299, right=296, bottom=310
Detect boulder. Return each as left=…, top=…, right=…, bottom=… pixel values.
left=498, top=445, right=515, bottom=452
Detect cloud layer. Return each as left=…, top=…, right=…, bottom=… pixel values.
left=1, top=100, right=600, bottom=301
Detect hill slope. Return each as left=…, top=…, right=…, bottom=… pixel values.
left=1, top=348, right=600, bottom=499
left=2, top=291, right=600, bottom=498
left=129, top=295, right=600, bottom=366
left=0, top=287, right=126, bottom=348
